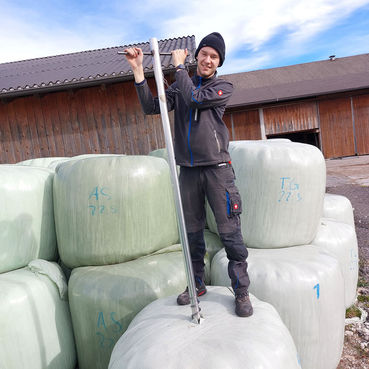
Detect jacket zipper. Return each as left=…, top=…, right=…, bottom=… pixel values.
left=214, top=130, right=221, bottom=153
left=188, top=77, right=202, bottom=166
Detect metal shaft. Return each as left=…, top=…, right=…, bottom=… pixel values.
left=117, top=51, right=172, bottom=55
left=149, top=37, right=202, bottom=324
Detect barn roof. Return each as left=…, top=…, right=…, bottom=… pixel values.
left=0, top=35, right=197, bottom=98
left=221, top=53, right=369, bottom=108
left=2, top=36, right=369, bottom=105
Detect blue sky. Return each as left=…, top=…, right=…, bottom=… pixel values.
left=1, top=0, right=369, bottom=75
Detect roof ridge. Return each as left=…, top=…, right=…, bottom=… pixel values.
left=223, top=52, right=369, bottom=77
left=0, top=35, right=196, bottom=66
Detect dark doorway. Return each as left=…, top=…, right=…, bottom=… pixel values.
left=267, top=129, right=320, bottom=148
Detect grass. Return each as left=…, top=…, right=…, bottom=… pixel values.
left=357, top=277, right=369, bottom=288
left=346, top=305, right=362, bottom=319
left=357, top=295, right=369, bottom=303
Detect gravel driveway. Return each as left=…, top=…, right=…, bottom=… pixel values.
left=325, top=155, right=369, bottom=368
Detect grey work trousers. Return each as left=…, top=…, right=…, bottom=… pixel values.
left=179, top=164, right=250, bottom=296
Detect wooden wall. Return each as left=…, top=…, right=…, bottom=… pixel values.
left=225, top=94, right=369, bottom=159
left=318, top=97, right=355, bottom=158
left=224, top=110, right=261, bottom=140
left=1, top=79, right=369, bottom=163
left=263, top=101, right=319, bottom=135
left=0, top=78, right=170, bottom=164
left=352, top=95, right=369, bottom=155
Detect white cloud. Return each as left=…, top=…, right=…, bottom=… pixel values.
left=0, top=0, right=369, bottom=73
left=160, top=0, right=369, bottom=63
left=0, top=2, right=129, bottom=63
left=220, top=54, right=272, bottom=75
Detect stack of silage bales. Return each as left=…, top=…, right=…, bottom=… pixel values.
left=2, top=142, right=357, bottom=369
left=106, top=143, right=321, bottom=369
left=53, top=155, right=201, bottom=369
left=209, top=140, right=357, bottom=369
left=0, top=165, right=77, bottom=369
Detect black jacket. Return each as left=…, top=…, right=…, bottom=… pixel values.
left=135, top=69, right=233, bottom=167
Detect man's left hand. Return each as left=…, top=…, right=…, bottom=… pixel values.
left=171, top=49, right=188, bottom=67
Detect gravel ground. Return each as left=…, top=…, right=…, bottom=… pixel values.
left=326, top=156, right=369, bottom=368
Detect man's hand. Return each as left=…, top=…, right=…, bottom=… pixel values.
left=124, top=47, right=145, bottom=83
left=171, top=49, right=188, bottom=67
left=124, top=47, right=143, bottom=69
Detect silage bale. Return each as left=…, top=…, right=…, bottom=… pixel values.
left=150, top=242, right=212, bottom=284
left=108, top=286, right=301, bottom=369
left=68, top=251, right=190, bottom=369
left=323, top=193, right=355, bottom=227
left=52, top=154, right=125, bottom=173
left=211, top=245, right=345, bottom=369
left=72, top=153, right=125, bottom=160
left=47, top=158, right=72, bottom=170
left=0, top=165, right=57, bottom=273
left=311, top=218, right=359, bottom=307
left=16, top=157, right=70, bottom=167
left=53, top=155, right=179, bottom=268
left=148, top=148, right=180, bottom=174
left=207, top=141, right=326, bottom=248
left=148, top=148, right=168, bottom=161
left=0, top=260, right=76, bottom=369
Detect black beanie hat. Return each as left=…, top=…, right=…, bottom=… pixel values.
left=195, top=32, right=225, bottom=67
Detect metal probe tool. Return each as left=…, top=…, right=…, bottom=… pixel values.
left=118, top=51, right=172, bottom=55
left=149, top=37, right=203, bottom=324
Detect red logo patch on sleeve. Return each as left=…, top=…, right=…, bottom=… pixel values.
left=218, top=90, right=223, bottom=96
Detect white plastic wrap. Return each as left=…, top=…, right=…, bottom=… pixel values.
left=148, top=148, right=180, bottom=174
left=211, top=246, right=345, bottom=369
left=109, top=286, right=300, bottom=369
left=323, top=193, right=355, bottom=227
left=207, top=141, right=326, bottom=248
left=47, top=158, right=72, bottom=170
left=28, top=259, right=68, bottom=299
left=311, top=218, right=359, bottom=307
left=53, top=155, right=179, bottom=268
left=148, top=148, right=168, bottom=161
left=0, top=165, right=58, bottom=274
left=0, top=263, right=76, bottom=369
left=72, top=154, right=125, bottom=159
left=16, top=157, right=69, bottom=167
left=68, top=251, right=189, bottom=369
left=230, top=139, right=291, bottom=144
left=150, top=243, right=212, bottom=284
left=52, top=154, right=125, bottom=173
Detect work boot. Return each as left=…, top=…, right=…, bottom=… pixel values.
left=235, top=293, right=253, bottom=317
left=177, top=282, right=207, bottom=305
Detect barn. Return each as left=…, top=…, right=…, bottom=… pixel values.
left=1, top=35, right=368, bottom=163
left=0, top=36, right=197, bottom=163
left=222, top=53, right=369, bottom=158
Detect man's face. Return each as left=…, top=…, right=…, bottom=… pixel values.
left=196, top=46, right=220, bottom=78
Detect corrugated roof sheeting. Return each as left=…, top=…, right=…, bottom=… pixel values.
left=0, top=36, right=197, bottom=96
left=221, top=53, right=369, bottom=107
left=2, top=36, right=369, bottom=105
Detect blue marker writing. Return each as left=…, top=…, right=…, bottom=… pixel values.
left=313, top=283, right=320, bottom=299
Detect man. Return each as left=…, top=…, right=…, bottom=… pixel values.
left=125, top=32, right=252, bottom=317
